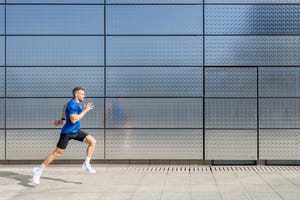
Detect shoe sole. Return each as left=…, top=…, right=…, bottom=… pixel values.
left=81, top=165, right=96, bottom=174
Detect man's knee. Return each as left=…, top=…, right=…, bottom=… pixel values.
left=85, top=135, right=96, bottom=146
left=54, top=148, right=64, bottom=156
left=90, top=137, right=96, bottom=146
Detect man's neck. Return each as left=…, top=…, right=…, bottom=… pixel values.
left=73, top=98, right=80, bottom=103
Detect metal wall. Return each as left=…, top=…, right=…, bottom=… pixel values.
left=0, top=0, right=299, bottom=161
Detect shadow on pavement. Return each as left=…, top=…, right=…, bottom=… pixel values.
left=0, top=171, right=82, bottom=188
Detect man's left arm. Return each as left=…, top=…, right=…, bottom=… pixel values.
left=53, top=102, right=68, bottom=126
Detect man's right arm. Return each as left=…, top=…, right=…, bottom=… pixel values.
left=69, top=102, right=94, bottom=124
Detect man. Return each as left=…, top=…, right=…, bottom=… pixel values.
left=32, top=87, right=97, bottom=185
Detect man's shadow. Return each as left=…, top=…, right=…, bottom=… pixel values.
left=0, top=171, right=82, bottom=188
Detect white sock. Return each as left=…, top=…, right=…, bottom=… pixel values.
left=85, top=157, right=91, bottom=166
left=39, top=164, right=46, bottom=171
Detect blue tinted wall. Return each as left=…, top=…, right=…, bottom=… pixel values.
left=1, top=0, right=299, bottom=161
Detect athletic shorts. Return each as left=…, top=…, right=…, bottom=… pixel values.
left=57, top=130, right=89, bottom=149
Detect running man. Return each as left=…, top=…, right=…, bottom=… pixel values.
left=32, top=87, right=97, bottom=185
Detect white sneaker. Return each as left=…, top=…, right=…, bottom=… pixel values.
left=81, top=163, right=96, bottom=174
left=32, top=167, right=42, bottom=185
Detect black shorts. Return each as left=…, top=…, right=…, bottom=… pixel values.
left=57, top=130, right=89, bottom=149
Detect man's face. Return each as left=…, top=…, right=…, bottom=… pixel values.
left=75, top=90, right=85, bottom=102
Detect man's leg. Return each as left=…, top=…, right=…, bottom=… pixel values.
left=33, top=147, right=65, bottom=185
left=82, top=135, right=97, bottom=174
left=33, top=133, right=69, bottom=185
left=84, top=135, right=96, bottom=157
left=43, top=147, right=65, bottom=166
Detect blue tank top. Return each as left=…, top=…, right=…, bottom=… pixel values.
left=61, top=99, right=82, bottom=134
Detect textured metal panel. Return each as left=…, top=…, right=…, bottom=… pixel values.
left=205, top=98, right=257, bottom=128
left=6, top=67, right=104, bottom=97
left=206, top=5, right=300, bottom=35
left=205, top=67, right=257, bottom=97
left=0, top=98, right=4, bottom=128
left=106, top=98, right=202, bottom=128
left=259, top=67, right=300, bottom=97
left=7, top=0, right=104, bottom=3
left=7, top=5, right=104, bottom=34
left=0, top=130, right=4, bottom=160
left=107, top=0, right=202, bottom=3
left=260, top=98, right=300, bottom=128
left=7, top=36, right=104, bottom=66
left=107, top=67, right=202, bottom=97
left=260, top=130, right=300, bottom=160
left=107, top=36, right=203, bottom=66
left=206, top=36, right=300, bottom=66
left=0, top=37, right=4, bottom=66
left=206, top=130, right=257, bottom=160
left=106, top=129, right=203, bottom=159
left=6, top=129, right=104, bottom=160
left=107, top=5, right=202, bottom=34
left=6, top=98, right=104, bottom=128
left=206, top=0, right=300, bottom=3
left=0, top=67, right=4, bottom=97
left=0, top=6, right=3, bottom=34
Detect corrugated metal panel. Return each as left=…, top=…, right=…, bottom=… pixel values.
left=7, top=5, right=104, bottom=34
left=0, top=130, right=4, bottom=160
left=7, top=0, right=103, bottom=3
left=205, top=98, right=257, bottom=129
left=107, top=5, right=203, bottom=34
left=205, top=67, right=257, bottom=97
left=259, top=67, right=300, bottom=97
left=107, top=0, right=202, bottom=3
left=0, top=37, right=4, bottom=66
left=259, top=98, right=300, bottom=128
left=206, top=0, right=300, bottom=3
left=106, top=98, right=202, bottom=128
left=107, top=67, right=202, bottom=97
left=6, top=98, right=104, bottom=129
left=107, top=36, right=203, bottom=66
left=7, top=36, right=104, bottom=66
left=260, top=130, right=300, bottom=160
left=206, top=36, right=300, bottom=66
left=0, top=6, right=3, bottom=34
left=0, top=67, right=4, bottom=97
left=206, top=130, right=257, bottom=160
left=0, top=98, right=4, bottom=129
left=6, top=67, right=104, bottom=97
left=106, top=129, right=203, bottom=159
left=6, top=129, right=104, bottom=160
left=206, top=5, right=300, bottom=34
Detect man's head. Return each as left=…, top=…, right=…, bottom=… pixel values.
left=72, top=87, right=85, bottom=102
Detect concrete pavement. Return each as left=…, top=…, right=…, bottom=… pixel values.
left=1, top=164, right=300, bottom=200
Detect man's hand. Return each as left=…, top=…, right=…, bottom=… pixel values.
left=53, top=119, right=64, bottom=126
left=83, top=102, right=94, bottom=112
left=69, top=102, right=94, bottom=124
